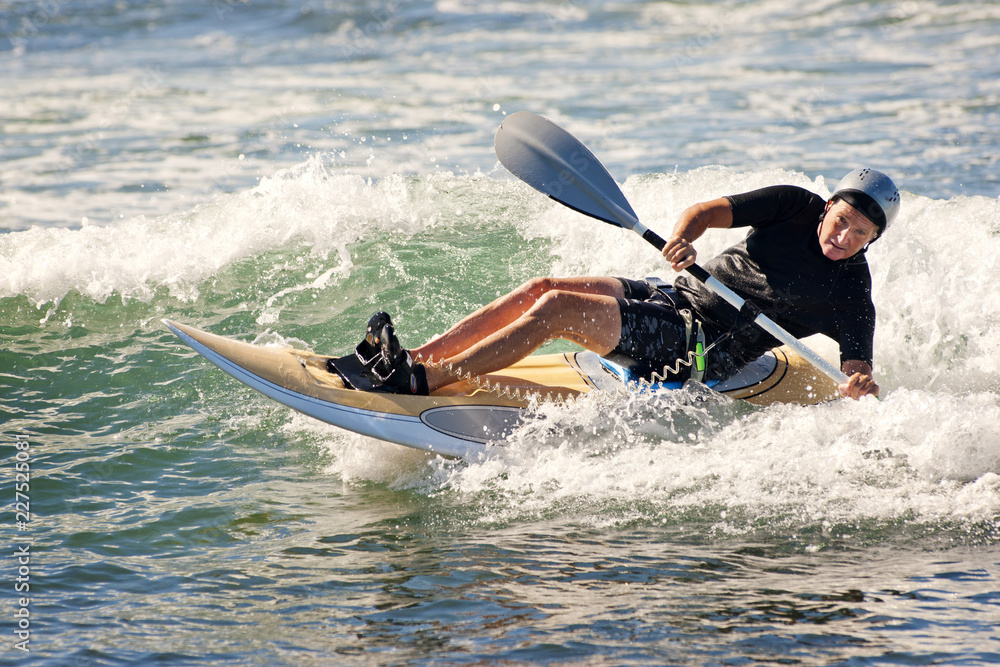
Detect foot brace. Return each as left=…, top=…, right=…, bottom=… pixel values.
left=327, top=311, right=429, bottom=395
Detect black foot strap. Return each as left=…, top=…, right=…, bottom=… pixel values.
left=327, top=353, right=380, bottom=391
left=327, top=351, right=429, bottom=395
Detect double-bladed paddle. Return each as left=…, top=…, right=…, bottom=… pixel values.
left=494, top=110, right=850, bottom=386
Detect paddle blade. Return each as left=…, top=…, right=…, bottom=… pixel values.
left=495, top=111, right=640, bottom=230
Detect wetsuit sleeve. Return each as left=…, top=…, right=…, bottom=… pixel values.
left=724, top=185, right=823, bottom=229
left=835, top=281, right=876, bottom=367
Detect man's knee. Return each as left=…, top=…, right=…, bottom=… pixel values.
left=529, top=289, right=621, bottom=350
left=518, top=276, right=557, bottom=301
left=532, top=289, right=599, bottom=323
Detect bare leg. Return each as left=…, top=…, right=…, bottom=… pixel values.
left=413, top=276, right=624, bottom=363
left=415, top=277, right=625, bottom=393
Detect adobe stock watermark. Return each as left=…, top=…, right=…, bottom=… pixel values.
left=61, top=66, right=165, bottom=173
left=9, top=434, right=33, bottom=654
left=8, top=0, right=68, bottom=55
left=337, top=0, right=402, bottom=60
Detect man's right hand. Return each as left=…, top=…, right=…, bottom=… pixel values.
left=662, top=236, right=698, bottom=272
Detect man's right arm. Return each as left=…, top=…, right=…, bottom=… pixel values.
left=662, top=197, right=734, bottom=271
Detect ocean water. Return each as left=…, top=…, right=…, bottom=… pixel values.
left=3, top=1, right=1000, bottom=665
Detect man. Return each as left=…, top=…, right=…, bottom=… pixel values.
left=335, top=169, right=899, bottom=401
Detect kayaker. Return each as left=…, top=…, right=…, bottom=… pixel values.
left=338, top=169, right=898, bottom=401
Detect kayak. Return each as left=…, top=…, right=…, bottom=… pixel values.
left=164, top=319, right=840, bottom=459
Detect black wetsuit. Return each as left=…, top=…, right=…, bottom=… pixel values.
left=612, top=185, right=875, bottom=381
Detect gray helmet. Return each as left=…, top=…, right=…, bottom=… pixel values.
left=831, top=169, right=900, bottom=232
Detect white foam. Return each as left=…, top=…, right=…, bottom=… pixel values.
left=409, top=387, right=1000, bottom=531
left=0, top=158, right=469, bottom=307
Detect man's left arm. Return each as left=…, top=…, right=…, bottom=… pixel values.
left=840, top=360, right=879, bottom=400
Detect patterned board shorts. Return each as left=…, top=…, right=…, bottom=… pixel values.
left=610, top=278, right=740, bottom=382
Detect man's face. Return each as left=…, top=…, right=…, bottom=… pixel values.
left=818, top=199, right=880, bottom=261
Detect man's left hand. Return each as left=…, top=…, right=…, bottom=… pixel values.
left=839, top=371, right=879, bottom=400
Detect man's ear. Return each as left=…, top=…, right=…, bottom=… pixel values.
left=820, top=200, right=834, bottom=226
